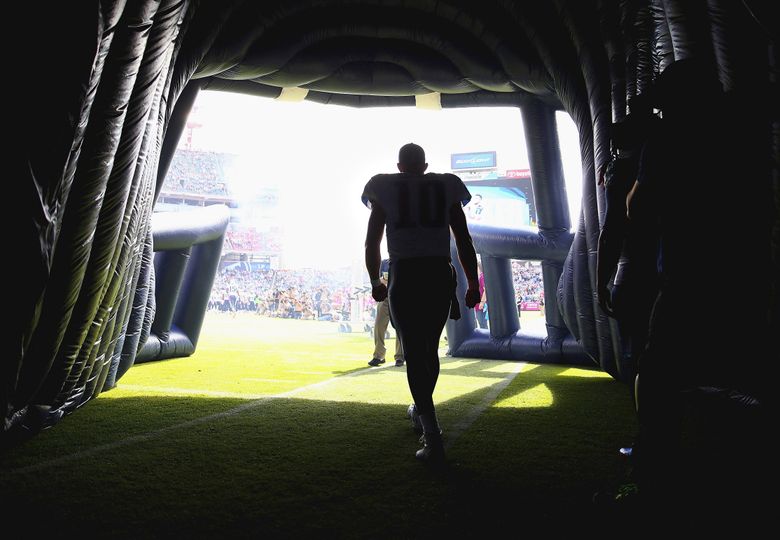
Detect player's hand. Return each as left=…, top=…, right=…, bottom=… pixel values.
left=465, top=286, right=481, bottom=309
left=372, top=283, right=388, bottom=302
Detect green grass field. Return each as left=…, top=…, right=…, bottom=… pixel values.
left=1, top=313, right=638, bottom=538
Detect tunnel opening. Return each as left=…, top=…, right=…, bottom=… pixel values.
left=149, top=89, right=586, bottom=371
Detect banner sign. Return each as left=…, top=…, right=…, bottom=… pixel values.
left=505, top=169, right=531, bottom=178
left=451, top=151, right=497, bottom=170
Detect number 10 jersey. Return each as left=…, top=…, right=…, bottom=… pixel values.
left=362, top=172, right=472, bottom=261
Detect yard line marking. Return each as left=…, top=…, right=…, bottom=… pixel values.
left=116, top=384, right=270, bottom=399
left=443, top=361, right=525, bottom=451
left=7, top=366, right=381, bottom=474
left=8, top=360, right=518, bottom=473
left=242, top=378, right=301, bottom=383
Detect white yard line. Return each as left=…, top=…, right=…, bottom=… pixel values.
left=117, top=384, right=269, bottom=399
left=241, top=378, right=301, bottom=383
left=8, top=367, right=376, bottom=474
left=443, top=362, right=526, bottom=451
left=9, top=360, right=521, bottom=473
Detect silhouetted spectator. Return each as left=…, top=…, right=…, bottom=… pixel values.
left=627, top=58, right=772, bottom=519
left=597, top=92, right=661, bottom=381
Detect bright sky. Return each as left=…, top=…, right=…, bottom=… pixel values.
left=186, top=90, right=582, bottom=269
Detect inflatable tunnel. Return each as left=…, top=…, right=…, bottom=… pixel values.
left=446, top=101, right=588, bottom=366
left=7, top=1, right=776, bottom=445
left=134, top=205, right=229, bottom=366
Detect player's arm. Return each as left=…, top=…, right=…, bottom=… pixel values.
left=596, top=181, right=629, bottom=317
left=627, top=136, right=659, bottom=224
left=365, top=203, right=387, bottom=301
left=626, top=179, right=648, bottom=221
left=596, top=227, right=620, bottom=317
left=449, top=203, right=480, bottom=308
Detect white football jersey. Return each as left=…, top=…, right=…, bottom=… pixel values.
left=362, top=172, right=471, bottom=260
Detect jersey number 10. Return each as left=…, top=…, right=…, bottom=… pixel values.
left=396, top=181, right=446, bottom=229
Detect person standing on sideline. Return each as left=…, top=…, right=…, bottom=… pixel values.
left=368, top=258, right=405, bottom=367
left=474, top=260, right=488, bottom=329
left=363, top=143, right=480, bottom=463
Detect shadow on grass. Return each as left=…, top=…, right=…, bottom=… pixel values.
left=0, top=362, right=646, bottom=538
left=329, top=365, right=369, bottom=376
left=8, top=361, right=763, bottom=535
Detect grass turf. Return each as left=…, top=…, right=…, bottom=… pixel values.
left=1, top=313, right=639, bottom=538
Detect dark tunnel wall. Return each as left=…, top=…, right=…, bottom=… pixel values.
left=5, top=0, right=777, bottom=445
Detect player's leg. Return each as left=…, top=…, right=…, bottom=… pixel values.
left=369, top=300, right=389, bottom=366
left=392, top=310, right=405, bottom=366
left=389, top=257, right=451, bottom=461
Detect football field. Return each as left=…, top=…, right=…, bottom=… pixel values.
left=1, top=313, right=637, bottom=537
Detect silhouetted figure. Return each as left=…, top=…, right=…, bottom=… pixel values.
left=363, top=143, right=480, bottom=463
left=627, top=58, right=771, bottom=526
left=596, top=94, right=662, bottom=488
left=597, top=92, right=661, bottom=383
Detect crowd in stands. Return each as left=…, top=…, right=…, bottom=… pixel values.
left=209, top=260, right=545, bottom=323
left=208, top=266, right=371, bottom=322
left=164, top=149, right=546, bottom=320
left=511, top=260, right=544, bottom=309
left=164, top=149, right=235, bottom=195
left=224, top=227, right=283, bottom=254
